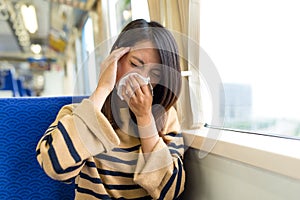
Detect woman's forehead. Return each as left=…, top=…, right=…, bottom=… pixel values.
left=129, top=41, right=160, bottom=63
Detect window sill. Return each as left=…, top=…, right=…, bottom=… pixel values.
left=182, top=127, right=300, bottom=180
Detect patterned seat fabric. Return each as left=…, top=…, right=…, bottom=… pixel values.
left=0, top=96, right=85, bottom=200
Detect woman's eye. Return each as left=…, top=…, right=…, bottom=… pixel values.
left=130, top=61, right=137, bottom=67
left=130, top=61, right=142, bottom=68
left=130, top=61, right=138, bottom=67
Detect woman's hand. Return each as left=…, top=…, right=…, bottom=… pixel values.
left=122, top=74, right=153, bottom=125
left=89, top=47, right=130, bottom=109
left=97, top=47, right=130, bottom=94
left=123, top=75, right=160, bottom=154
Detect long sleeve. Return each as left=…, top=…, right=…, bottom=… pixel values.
left=36, top=99, right=120, bottom=181
left=133, top=107, right=185, bottom=199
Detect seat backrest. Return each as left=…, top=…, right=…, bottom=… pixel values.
left=0, top=96, right=85, bottom=200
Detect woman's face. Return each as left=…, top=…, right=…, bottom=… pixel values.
left=116, top=41, right=161, bottom=86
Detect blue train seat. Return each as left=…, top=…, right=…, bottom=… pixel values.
left=0, top=96, right=85, bottom=199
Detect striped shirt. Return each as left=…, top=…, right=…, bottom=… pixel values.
left=36, top=99, right=185, bottom=199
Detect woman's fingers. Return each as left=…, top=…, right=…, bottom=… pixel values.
left=122, top=80, right=134, bottom=102
left=97, top=47, right=130, bottom=91
left=122, top=75, right=152, bottom=99
left=103, top=47, right=130, bottom=72
left=109, top=47, right=130, bottom=63
left=132, top=75, right=152, bottom=97
left=121, top=74, right=153, bottom=109
left=121, top=74, right=153, bottom=118
left=129, top=76, right=143, bottom=96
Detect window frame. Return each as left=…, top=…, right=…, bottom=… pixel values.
left=183, top=128, right=300, bottom=180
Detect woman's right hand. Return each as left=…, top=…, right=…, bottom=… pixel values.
left=89, top=47, right=130, bottom=108
left=97, top=47, right=130, bottom=93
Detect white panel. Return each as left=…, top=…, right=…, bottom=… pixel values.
left=183, top=149, right=300, bottom=200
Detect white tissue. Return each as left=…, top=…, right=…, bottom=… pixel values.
left=116, top=72, right=151, bottom=100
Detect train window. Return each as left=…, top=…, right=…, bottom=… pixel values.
left=201, top=0, right=300, bottom=138
left=81, top=17, right=96, bottom=94
left=73, top=0, right=150, bottom=96
left=131, top=0, right=150, bottom=21
left=108, top=0, right=149, bottom=36
left=108, top=0, right=132, bottom=37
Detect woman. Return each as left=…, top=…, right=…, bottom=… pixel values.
left=36, top=19, right=185, bottom=199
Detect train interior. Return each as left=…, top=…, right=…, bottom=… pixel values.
left=0, top=0, right=300, bottom=199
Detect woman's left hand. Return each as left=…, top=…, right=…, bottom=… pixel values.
left=122, top=74, right=153, bottom=121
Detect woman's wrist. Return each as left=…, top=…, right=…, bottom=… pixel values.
left=137, top=114, right=158, bottom=139
left=137, top=114, right=160, bottom=154
left=89, top=87, right=111, bottom=109
left=136, top=114, right=152, bottom=126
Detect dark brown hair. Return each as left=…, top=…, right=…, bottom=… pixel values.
left=102, top=19, right=182, bottom=143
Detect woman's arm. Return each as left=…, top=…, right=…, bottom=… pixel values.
left=36, top=48, right=130, bottom=181
left=136, top=114, right=160, bottom=155
left=36, top=47, right=130, bottom=181
left=36, top=100, right=120, bottom=181
left=121, top=68, right=185, bottom=198
left=90, top=47, right=130, bottom=109
left=122, top=74, right=160, bottom=154
left=134, top=107, right=185, bottom=199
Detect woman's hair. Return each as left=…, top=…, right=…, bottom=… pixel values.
left=102, top=19, right=182, bottom=143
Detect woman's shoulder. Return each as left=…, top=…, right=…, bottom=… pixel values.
left=56, top=103, right=81, bottom=117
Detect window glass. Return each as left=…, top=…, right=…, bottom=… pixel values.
left=201, top=0, right=300, bottom=137
left=131, top=0, right=149, bottom=21
left=108, top=0, right=132, bottom=37
left=81, top=17, right=96, bottom=95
